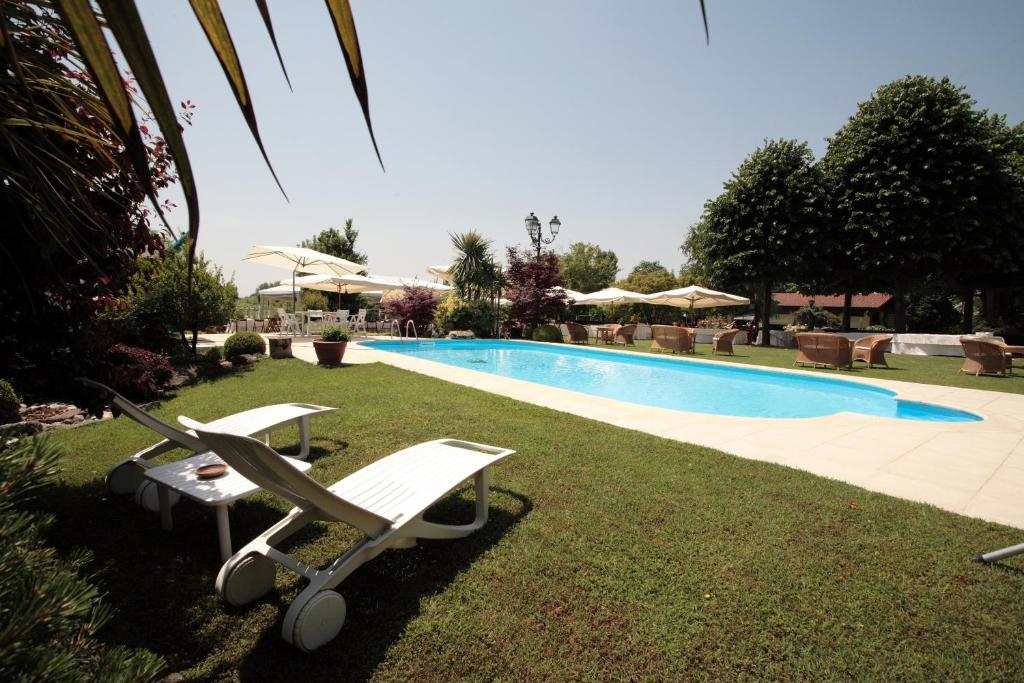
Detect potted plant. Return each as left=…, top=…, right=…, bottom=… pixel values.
left=313, top=326, right=349, bottom=365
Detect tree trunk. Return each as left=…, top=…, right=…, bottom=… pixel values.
left=759, top=280, right=772, bottom=346
left=893, top=286, right=906, bottom=333
left=841, top=291, right=852, bottom=331
left=961, top=288, right=974, bottom=334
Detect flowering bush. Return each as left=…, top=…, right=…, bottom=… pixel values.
left=106, top=344, right=174, bottom=400
left=382, top=286, right=438, bottom=336
left=695, top=314, right=733, bottom=329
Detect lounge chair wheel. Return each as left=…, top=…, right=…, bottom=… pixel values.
left=133, top=480, right=180, bottom=512
left=217, top=553, right=277, bottom=606
left=289, top=590, right=346, bottom=652
left=106, top=459, right=146, bottom=496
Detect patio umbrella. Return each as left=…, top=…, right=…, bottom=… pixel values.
left=550, top=286, right=586, bottom=302
left=570, top=287, right=651, bottom=305
left=243, top=245, right=364, bottom=309
left=425, top=263, right=455, bottom=283
left=643, top=285, right=750, bottom=319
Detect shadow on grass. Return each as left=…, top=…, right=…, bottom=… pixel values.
left=41, top=478, right=530, bottom=680
left=40, top=478, right=325, bottom=671
left=233, top=487, right=533, bottom=682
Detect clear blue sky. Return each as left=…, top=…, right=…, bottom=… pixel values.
left=138, top=1, right=1024, bottom=295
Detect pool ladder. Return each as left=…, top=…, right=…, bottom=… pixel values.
left=389, top=320, right=418, bottom=342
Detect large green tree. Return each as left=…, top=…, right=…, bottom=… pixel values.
left=299, top=220, right=367, bottom=309
left=684, top=139, right=830, bottom=345
left=559, top=243, right=619, bottom=293
left=822, top=76, right=1023, bottom=332
left=299, top=219, right=367, bottom=266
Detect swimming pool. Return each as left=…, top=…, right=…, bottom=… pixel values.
left=364, top=339, right=981, bottom=422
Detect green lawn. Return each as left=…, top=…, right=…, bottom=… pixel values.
left=49, top=360, right=1024, bottom=681
left=575, top=338, right=1024, bottom=394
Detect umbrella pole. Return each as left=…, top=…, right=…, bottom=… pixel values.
left=292, top=264, right=298, bottom=313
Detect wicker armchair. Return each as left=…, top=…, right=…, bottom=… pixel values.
left=565, top=321, right=590, bottom=344
left=852, top=334, right=892, bottom=368
left=614, top=324, right=637, bottom=346
left=650, top=325, right=693, bottom=354
left=795, top=333, right=853, bottom=370
left=959, top=337, right=1011, bottom=376
left=712, top=329, right=740, bottom=355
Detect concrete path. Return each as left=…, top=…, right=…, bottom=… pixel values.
left=209, top=334, right=1024, bottom=530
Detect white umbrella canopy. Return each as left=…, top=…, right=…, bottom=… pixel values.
left=244, top=245, right=366, bottom=309
left=550, top=286, right=586, bottom=301
left=644, top=285, right=750, bottom=310
left=425, top=263, right=455, bottom=283
left=293, top=273, right=406, bottom=295
left=571, top=286, right=651, bottom=305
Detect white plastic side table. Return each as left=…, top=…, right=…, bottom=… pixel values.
left=144, top=452, right=312, bottom=561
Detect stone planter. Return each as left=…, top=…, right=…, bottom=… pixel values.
left=313, top=340, right=347, bottom=365
left=269, top=336, right=293, bottom=359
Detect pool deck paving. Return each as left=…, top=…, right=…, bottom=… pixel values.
left=211, top=334, right=1024, bottom=530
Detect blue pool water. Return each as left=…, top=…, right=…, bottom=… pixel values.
left=365, top=339, right=981, bottom=422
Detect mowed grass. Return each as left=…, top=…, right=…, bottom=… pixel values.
left=573, top=337, right=1024, bottom=394
left=48, top=360, right=1024, bottom=682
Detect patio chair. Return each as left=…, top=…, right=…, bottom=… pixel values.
left=650, top=325, right=693, bottom=354
left=565, top=321, right=589, bottom=344
left=195, top=429, right=515, bottom=652
left=959, top=337, right=1011, bottom=376
left=77, top=379, right=335, bottom=507
left=794, top=333, right=853, bottom=370
left=852, top=334, right=892, bottom=368
left=305, top=310, right=326, bottom=336
left=711, top=329, right=740, bottom=355
left=348, top=309, right=368, bottom=335
left=277, top=309, right=301, bottom=335
left=613, top=324, right=637, bottom=345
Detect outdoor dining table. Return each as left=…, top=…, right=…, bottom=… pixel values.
left=596, top=325, right=617, bottom=344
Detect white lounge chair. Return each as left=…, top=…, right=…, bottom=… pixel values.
left=78, top=379, right=335, bottom=508
left=194, top=429, right=515, bottom=652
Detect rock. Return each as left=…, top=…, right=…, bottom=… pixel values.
left=0, top=420, right=44, bottom=438
left=159, top=674, right=185, bottom=683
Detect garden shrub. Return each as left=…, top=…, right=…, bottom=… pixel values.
left=223, top=332, right=266, bottom=361
left=382, top=286, right=438, bottom=336
left=532, top=324, right=563, bottom=343
left=300, top=290, right=328, bottom=312
left=0, top=436, right=166, bottom=681
left=433, top=295, right=498, bottom=338
left=0, top=379, right=20, bottom=424
left=320, top=327, right=349, bottom=342
left=106, top=344, right=174, bottom=400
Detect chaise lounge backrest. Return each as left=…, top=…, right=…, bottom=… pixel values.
left=77, top=378, right=206, bottom=452
left=795, top=333, right=853, bottom=369
left=196, top=429, right=393, bottom=537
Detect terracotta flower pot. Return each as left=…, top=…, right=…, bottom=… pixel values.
left=313, top=340, right=347, bottom=365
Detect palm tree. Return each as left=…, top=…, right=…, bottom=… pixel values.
left=450, top=231, right=497, bottom=301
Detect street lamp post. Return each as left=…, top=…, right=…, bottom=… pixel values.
left=525, top=212, right=561, bottom=258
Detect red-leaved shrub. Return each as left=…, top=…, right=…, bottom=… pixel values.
left=382, top=286, right=438, bottom=336
left=106, top=344, right=173, bottom=399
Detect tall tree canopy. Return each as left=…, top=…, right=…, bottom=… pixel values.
left=620, top=262, right=677, bottom=294
left=559, top=243, right=619, bottom=293
left=505, top=248, right=566, bottom=328
left=684, top=139, right=829, bottom=345
left=299, top=219, right=367, bottom=266
left=822, top=75, right=1024, bottom=332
